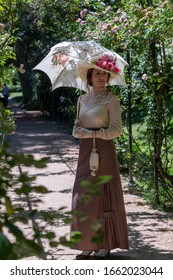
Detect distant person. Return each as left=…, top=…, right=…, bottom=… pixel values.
left=2, top=84, right=10, bottom=108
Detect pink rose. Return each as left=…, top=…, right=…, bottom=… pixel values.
left=80, top=20, right=85, bottom=25
left=142, top=73, right=148, bottom=80
left=112, top=26, right=119, bottom=33
left=80, top=9, right=87, bottom=18
left=105, top=6, right=112, bottom=12
left=114, top=65, right=120, bottom=73
left=107, top=62, right=114, bottom=71
left=101, top=54, right=109, bottom=61
left=95, top=55, right=120, bottom=73
left=99, top=61, right=108, bottom=69
left=76, top=18, right=82, bottom=23
left=119, top=15, right=125, bottom=23
left=101, top=23, right=111, bottom=30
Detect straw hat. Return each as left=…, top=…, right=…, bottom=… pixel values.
left=76, top=54, right=122, bottom=83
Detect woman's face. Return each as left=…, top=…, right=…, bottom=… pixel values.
left=91, top=69, right=109, bottom=89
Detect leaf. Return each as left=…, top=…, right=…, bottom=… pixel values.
left=0, top=233, right=12, bottom=260
left=91, top=220, right=102, bottom=231
left=31, top=186, right=49, bottom=194
left=34, top=157, right=50, bottom=168
left=93, top=175, right=112, bottom=186
left=58, top=232, right=82, bottom=248
left=15, top=185, right=31, bottom=194
left=80, top=180, right=90, bottom=188
left=70, top=231, right=82, bottom=243
left=49, top=241, right=58, bottom=247
left=46, top=232, right=56, bottom=239
left=59, top=236, right=75, bottom=248
left=19, top=173, right=36, bottom=183
left=0, top=188, right=7, bottom=196
left=80, top=194, right=92, bottom=204
left=81, top=180, right=101, bottom=195
left=63, top=215, right=73, bottom=224
left=5, top=196, right=15, bottom=215
left=5, top=221, right=25, bottom=240
left=24, top=239, right=42, bottom=253
left=70, top=210, right=88, bottom=221
left=91, top=230, right=104, bottom=245
left=28, top=209, right=38, bottom=218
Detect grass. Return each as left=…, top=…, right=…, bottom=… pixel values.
left=9, top=92, right=23, bottom=105
left=125, top=117, right=173, bottom=210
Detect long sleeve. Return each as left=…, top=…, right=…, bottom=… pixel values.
left=95, top=97, right=122, bottom=140
left=72, top=97, right=93, bottom=139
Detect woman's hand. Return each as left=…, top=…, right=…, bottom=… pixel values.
left=72, top=126, right=93, bottom=138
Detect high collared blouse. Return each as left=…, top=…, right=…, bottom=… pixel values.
left=73, top=91, right=122, bottom=140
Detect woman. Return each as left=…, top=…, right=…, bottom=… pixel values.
left=71, top=54, right=129, bottom=259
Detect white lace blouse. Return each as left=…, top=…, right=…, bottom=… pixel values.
left=73, top=91, right=122, bottom=140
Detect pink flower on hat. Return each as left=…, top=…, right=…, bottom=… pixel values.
left=95, top=55, right=120, bottom=74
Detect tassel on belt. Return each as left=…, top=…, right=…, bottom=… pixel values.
left=86, top=128, right=107, bottom=176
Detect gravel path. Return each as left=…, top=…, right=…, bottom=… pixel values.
left=7, top=102, right=173, bottom=260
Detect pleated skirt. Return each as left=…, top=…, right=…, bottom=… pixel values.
left=71, top=138, right=129, bottom=251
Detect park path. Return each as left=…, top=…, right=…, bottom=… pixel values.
left=6, top=99, right=173, bottom=260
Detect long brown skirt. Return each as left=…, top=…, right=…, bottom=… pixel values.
left=71, top=138, right=129, bottom=251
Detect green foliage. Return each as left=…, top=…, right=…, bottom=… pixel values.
left=0, top=105, right=60, bottom=259
left=0, top=232, right=12, bottom=260
left=59, top=175, right=112, bottom=249
left=0, top=0, right=17, bottom=85
left=0, top=141, right=53, bottom=259
left=0, top=102, right=16, bottom=145
left=0, top=0, right=83, bottom=104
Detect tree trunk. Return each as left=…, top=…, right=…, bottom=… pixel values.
left=149, top=40, right=160, bottom=204
left=14, top=40, right=34, bottom=106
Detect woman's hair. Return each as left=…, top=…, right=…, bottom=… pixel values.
left=87, top=69, right=94, bottom=86
left=87, top=68, right=111, bottom=86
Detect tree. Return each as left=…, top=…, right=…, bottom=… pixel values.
left=1, top=0, right=82, bottom=106
left=13, top=0, right=82, bottom=107
left=0, top=0, right=17, bottom=88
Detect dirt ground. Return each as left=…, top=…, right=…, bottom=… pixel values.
left=6, top=99, right=173, bottom=260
